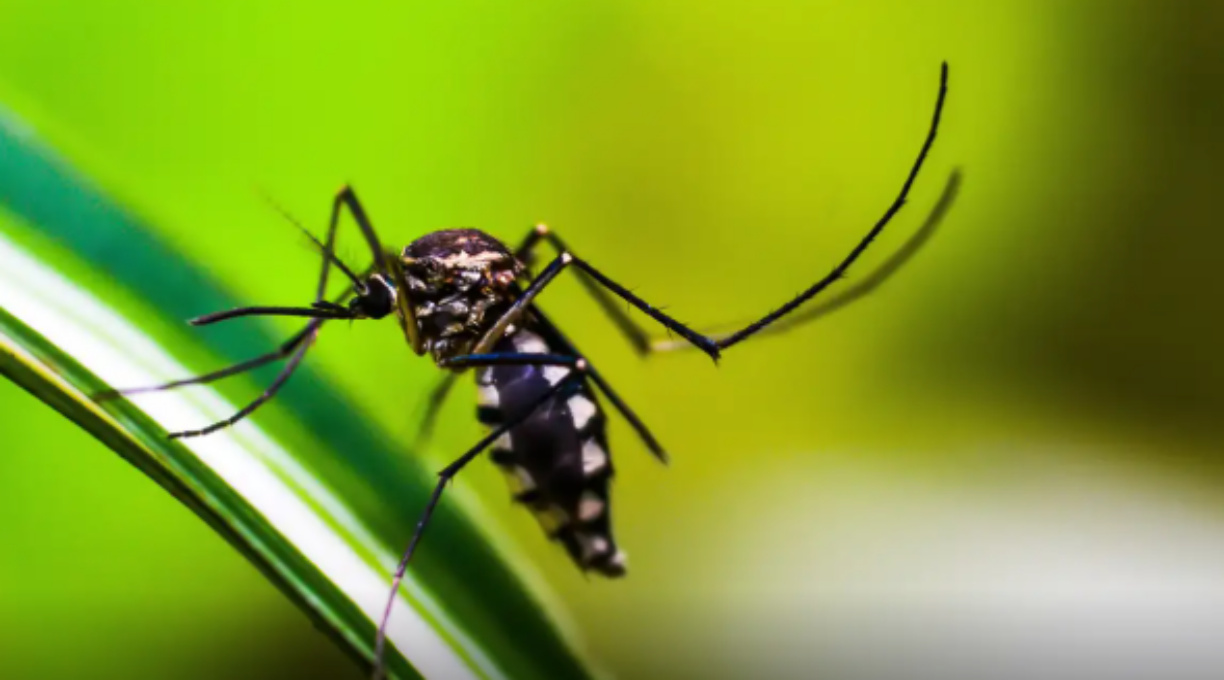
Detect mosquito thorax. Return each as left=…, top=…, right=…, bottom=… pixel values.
left=400, top=229, right=523, bottom=362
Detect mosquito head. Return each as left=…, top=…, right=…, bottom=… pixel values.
left=347, top=273, right=396, bottom=320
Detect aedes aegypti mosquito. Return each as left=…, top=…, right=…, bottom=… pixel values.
left=108, top=63, right=949, bottom=678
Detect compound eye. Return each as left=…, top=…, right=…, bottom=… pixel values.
left=356, top=274, right=396, bottom=319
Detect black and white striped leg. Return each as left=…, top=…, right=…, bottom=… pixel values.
left=373, top=370, right=584, bottom=680
left=505, top=62, right=949, bottom=360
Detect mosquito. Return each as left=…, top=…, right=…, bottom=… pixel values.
left=106, top=63, right=950, bottom=679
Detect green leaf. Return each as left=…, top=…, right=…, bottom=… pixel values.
left=0, top=105, right=595, bottom=680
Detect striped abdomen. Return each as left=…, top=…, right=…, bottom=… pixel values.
left=475, top=326, right=626, bottom=576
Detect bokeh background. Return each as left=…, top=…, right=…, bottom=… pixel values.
left=2, top=1, right=1223, bottom=678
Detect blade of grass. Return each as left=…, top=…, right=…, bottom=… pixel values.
left=0, top=231, right=428, bottom=678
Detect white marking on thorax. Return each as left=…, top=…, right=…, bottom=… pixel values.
left=438, top=250, right=507, bottom=268
left=567, top=394, right=597, bottom=430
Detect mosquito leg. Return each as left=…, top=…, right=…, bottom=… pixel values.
left=436, top=354, right=662, bottom=466
left=331, top=185, right=390, bottom=276
left=514, top=224, right=654, bottom=356
left=99, top=273, right=364, bottom=403
left=490, top=62, right=950, bottom=362
left=168, top=337, right=314, bottom=439
left=474, top=252, right=720, bottom=359
left=439, top=352, right=583, bottom=370
left=527, top=307, right=668, bottom=462
left=438, top=279, right=668, bottom=461
left=651, top=168, right=963, bottom=351
left=96, top=322, right=320, bottom=401
left=528, top=167, right=959, bottom=357
left=148, top=187, right=384, bottom=434
left=467, top=253, right=658, bottom=357
left=373, top=371, right=583, bottom=680
left=411, top=354, right=582, bottom=452
left=581, top=368, right=666, bottom=463
left=512, top=224, right=548, bottom=271
left=258, top=189, right=368, bottom=295
left=708, top=62, right=948, bottom=349
left=188, top=305, right=354, bottom=325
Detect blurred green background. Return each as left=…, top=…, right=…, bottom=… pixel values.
left=2, top=1, right=1223, bottom=678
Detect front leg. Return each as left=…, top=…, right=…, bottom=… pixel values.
left=329, top=184, right=390, bottom=276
